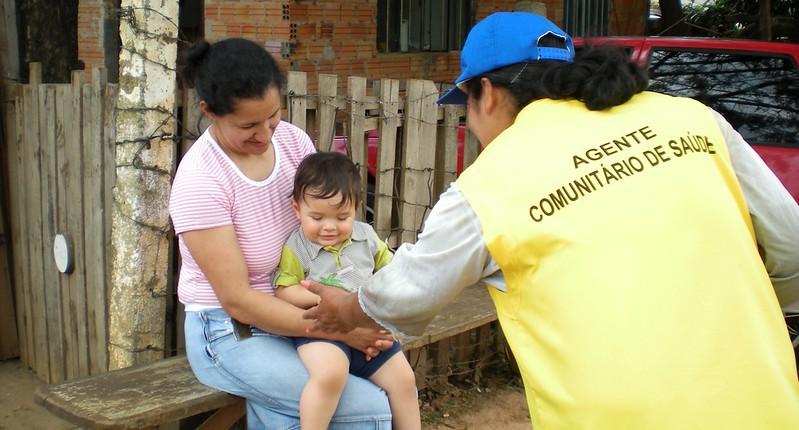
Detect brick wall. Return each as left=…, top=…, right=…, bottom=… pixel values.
left=77, top=0, right=105, bottom=72
left=202, top=1, right=568, bottom=91
left=75, top=1, right=646, bottom=89
left=204, top=1, right=291, bottom=70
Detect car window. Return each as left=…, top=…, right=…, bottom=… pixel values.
left=647, top=49, right=799, bottom=148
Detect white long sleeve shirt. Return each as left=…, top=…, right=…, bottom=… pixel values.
left=358, top=110, right=799, bottom=337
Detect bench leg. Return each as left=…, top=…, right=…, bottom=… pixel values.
left=196, top=400, right=246, bottom=430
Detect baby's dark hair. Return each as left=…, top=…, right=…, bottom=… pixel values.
left=292, top=152, right=362, bottom=208
left=181, top=38, right=284, bottom=116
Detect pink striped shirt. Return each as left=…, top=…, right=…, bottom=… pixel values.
left=169, top=121, right=315, bottom=306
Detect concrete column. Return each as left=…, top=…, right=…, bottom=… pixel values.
left=109, top=0, right=179, bottom=369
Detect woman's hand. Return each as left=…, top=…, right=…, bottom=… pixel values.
left=340, top=327, right=395, bottom=358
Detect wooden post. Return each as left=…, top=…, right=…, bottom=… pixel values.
left=408, top=347, right=429, bottom=390
left=181, top=89, right=207, bottom=155
left=315, top=74, right=338, bottom=152
left=759, top=0, right=772, bottom=41
left=56, top=75, right=82, bottom=381
left=0, top=122, right=17, bottom=359
left=39, top=83, right=66, bottom=383
left=348, top=77, right=368, bottom=220
left=8, top=91, right=31, bottom=366
left=287, top=71, right=307, bottom=132
left=475, top=324, right=493, bottom=374
left=0, top=0, right=20, bottom=83
left=0, top=82, right=19, bottom=359
left=95, top=67, right=113, bottom=375
left=431, top=338, right=451, bottom=387
left=399, top=80, right=438, bottom=244
left=436, top=104, right=463, bottom=200
left=374, top=79, right=400, bottom=245
left=463, top=129, right=480, bottom=170
left=23, top=63, right=50, bottom=380
left=452, top=331, right=473, bottom=381
left=86, top=67, right=109, bottom=375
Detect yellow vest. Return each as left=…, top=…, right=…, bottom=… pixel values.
left=457, top=92, right=799, bottom=429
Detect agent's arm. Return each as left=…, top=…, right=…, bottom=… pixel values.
left=715, top=110, right=799, bottom=313
left=305, top=185, right=502, bottom=337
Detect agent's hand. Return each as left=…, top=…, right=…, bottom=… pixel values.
left=302, top=279, right=357, bottom=334
left=342, top=328, right=395, bottom=359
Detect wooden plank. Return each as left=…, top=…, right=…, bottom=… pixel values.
left=463, top=129, right=480, bottom=170
left=196, top=401, right=245, bottom=430
left=408, top=347, right=428, bottom=390
left=452, top=331, right=473, bottom=380
left=9, top=92, right=32, bottom=366
left=181, top=89, right=207, bottom=155
left=86, top=68, right=110, bottom=375
left=431, top=337, right=451, bottom=387
left=24, top=63, right=50, bottom=380
left=62, top=83, right=90, bottom=374
left=374, top=79, right=400, bottom=245
left=98, top=82, right=115, bottom=374
left=38, top=84, right=66, bottom=383
left=0, top=82, right=20, bottom=360
left=286, top=71, right=307, bottom=132
left=34, top=356, right=242, bottom=429
left=402, top=283, right=496, bottom=350
left=361, top=116, right=378, bottom=133
left=399, top=80, right=438, bottom=244
left=0, top=0, right=20, bottom=82
left=315, top=74, right=338, bottom=152
left=101, top=82, right=116, bottom=374
left=348, top=77, right=368, bottom=220
left=71, top=71, right=92, bottom=376
left=98, top=82, right=116, bottom=375
left=436, top=104, right=462, bottom=202
left=51, top=85, right=80, bottom=379
left=0, top=136, right=18, bottom=359
left=475, top=324, right=493, bottom=372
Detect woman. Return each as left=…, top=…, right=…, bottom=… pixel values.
left=304, top=12, right=799, bottom=429
left=169, top=38, right=393, bottom=429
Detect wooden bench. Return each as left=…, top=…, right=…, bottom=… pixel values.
left=34, top=284, right=498, bottom=429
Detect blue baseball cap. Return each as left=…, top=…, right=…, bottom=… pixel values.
left=438, top=12, right=575, bottom=105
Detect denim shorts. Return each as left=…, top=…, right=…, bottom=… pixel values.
left=293, top=337, right=402, bottom=378
left=184, top=308, right=392, bottom=429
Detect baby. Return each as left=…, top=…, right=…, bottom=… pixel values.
left=274, top=151, right=421, bottom=430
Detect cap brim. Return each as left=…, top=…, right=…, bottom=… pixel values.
left=437, top=86, right=467, bottom=105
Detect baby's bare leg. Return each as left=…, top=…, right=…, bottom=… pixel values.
left=369, top=352, right=421, bottom=430
left=297, top=342, right=350, bottom=430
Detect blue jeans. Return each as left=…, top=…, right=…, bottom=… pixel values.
left=185, top=308, right=392, bottom=429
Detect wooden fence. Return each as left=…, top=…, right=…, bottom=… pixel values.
left=2, top=64, right=116, bottom=383
left=3, top=68, right=493, bottom=384
left=180, top=72, right=481, bottom=248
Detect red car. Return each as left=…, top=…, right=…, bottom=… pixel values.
left=575, top=37, right=799, bottom=202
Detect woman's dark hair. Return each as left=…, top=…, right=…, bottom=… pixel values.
left=292, top=152, right=362, bottom=209
left=463, top=45, right=648, bottom=112
left=181, top=38, right=284, bottom=116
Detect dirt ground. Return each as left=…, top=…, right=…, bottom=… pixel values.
left=0, top=358, right=529, bottom=430
left=420, top=364, right=530, bottom=430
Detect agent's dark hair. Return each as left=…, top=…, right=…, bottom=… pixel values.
left=181, top=38, right=284, bottom=116
left=463, top=45, right=648, bottom=112
left=292, top=152, right=362, bottom=209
